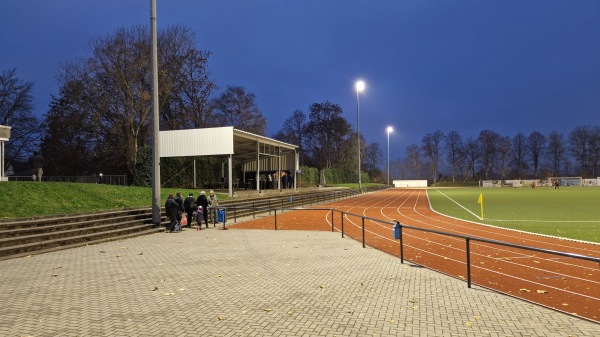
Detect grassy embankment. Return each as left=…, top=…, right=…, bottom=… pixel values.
left=0, top=182, right=227, bottom=219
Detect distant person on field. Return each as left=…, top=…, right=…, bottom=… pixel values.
left=531, top=181, right=536, bottom=189
left=28, top=151, right=44, bottom=181
left=554, top=180, right=559, bottom=189
left=165, top=193, right=180, bottom=232
left=183, top=192, right=196, bottom=228
left=196, top=191, right=209, bottom=229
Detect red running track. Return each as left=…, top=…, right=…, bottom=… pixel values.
left=230, top=188, right=600, bottom=322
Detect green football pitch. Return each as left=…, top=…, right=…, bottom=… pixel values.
left=427, top=187, right=600, bottom=243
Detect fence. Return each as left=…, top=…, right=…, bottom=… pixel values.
left=8, top=175, right=128, bottom=185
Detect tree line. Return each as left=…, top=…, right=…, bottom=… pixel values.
left=396, top=127, right=600, bottom=183
left=1, top=24, right=597, bottom=185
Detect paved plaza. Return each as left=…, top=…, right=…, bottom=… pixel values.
left=0, top=227, right=597, bottom=336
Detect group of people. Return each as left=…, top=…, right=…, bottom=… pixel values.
left=164, top=190, right=220, bottom=233
left=266, top=171, right=294, bottom=190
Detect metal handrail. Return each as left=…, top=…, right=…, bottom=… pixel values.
left=215, top=205, right=600, bottom=290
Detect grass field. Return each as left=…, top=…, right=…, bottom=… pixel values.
left=427, top=187, right=600, bottom=243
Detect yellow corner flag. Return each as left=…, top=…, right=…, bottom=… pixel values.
left=477, top=193, right=484, bottom=220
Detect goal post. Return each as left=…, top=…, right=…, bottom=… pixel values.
left=546, top=177, right=582, bottom=187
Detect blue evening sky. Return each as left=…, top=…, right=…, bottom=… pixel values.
left=1, top=0, right=599, bottom=161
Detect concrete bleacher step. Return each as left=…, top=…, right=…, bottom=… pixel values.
left=0, top=209, right=167, bottom=260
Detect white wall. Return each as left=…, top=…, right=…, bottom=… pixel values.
left=392, top=180, right=428, bottom=187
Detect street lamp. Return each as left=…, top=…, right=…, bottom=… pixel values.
left=355, top=80, right=365, bottom=191
left=386, top=126, right=393, bottom=186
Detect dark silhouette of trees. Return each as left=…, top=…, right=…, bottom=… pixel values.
left=303, top=101, right=353, bottom=169
left=444, top=131, right=463, bottom=183
left=42, top=25, right=216, bottom=178
left=0, top=68, right=40, bottom=165
left=546, top=131, right=565, bottom=176
left=211, top=86, right=266, bottom=135
left=421, top=131, right=444, bottom=183
left=527, top=131, right=546, bottom=177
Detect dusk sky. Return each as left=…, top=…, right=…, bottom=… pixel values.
left=2, top=0, right=599, bottom=161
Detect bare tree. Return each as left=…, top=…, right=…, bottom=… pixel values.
left=527, top=131, right=546, bottom=177
left=496, top=136, right=511, bottom=179
left=49, top=25, right=215, bottom=177
left=463, top=138, right=480, bottom=180
left=211, top=86, right=266, bottom=135
left=444, top=131, right=463, bottom=182
left=511, top=133, right=528, bottom=179
left=546, top=131, right=565, bottom=176
left=421, top=131, right=444, bottom=183
left=478, top=130, right=501, bottom=179
left=569, top=126, right=591, bottom=177
left=273, top=110, right=307, bottom=165
left=405, top=144, right=422, bottom=179
left=364, top=142, right=383, bottom=182
left=0, top=68, right=40, bottom=164
left=303, top=101, right=352, bottom=169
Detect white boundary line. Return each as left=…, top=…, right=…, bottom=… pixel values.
left=433, top=188, right=482, bottom=220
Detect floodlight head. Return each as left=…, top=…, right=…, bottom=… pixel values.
left=355, top=80, right=365, bottom=92
left=387, top=126, right=394, bottom=134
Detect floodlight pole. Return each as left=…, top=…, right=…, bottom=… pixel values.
left=151, top=0, right=161, bottom=224
left=355, top=81, right=365, bottom=192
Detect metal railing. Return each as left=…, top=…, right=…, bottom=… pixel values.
left=215, top=205, right=600, bottom=291
left=8, top=175, right=128, bottom=185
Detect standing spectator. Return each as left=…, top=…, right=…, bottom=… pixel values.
left=165, top=193, right=180, bottom=232
left=183, top=192, right=196, bottom=228
left=196, top=191, right=209, bottom=229
left=281, top=171, right=288, bottom=189
left=28, top=151, right=44, bottom=181
left=289, top=171, right=295, bottom=189
left=267, top=173, right=273, bottom=189
left=208, top=190, right=219, bottom=223
left=174, top=192, right=184, bottom=226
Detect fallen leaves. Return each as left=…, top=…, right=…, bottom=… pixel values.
left=536, top=290, right=548, bottom=294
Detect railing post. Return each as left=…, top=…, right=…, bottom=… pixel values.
left=233, top=205, right=237, bottom=223
left=341, top=213, right=345, bottom=238
left=399, top=225, right=404, bottom=264
left=466, top=236, right=472, bottom=288
left=331, top=209, right=334, bottom=232
left=362, top=217, right=366, bottom=248
left=274, top=209, right=277, bottom=230
left=253, top=202, right=256, bottom=219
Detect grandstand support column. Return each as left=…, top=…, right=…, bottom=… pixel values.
left=294, top=150, right=299, bottom=191
left=256, top=140, right=260, bottom=192
left=228, top=154, right=233, bottom=197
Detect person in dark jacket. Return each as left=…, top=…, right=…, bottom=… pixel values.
left=196, top=191, right=209, bottom=229
left=165, top=193, right=179, bottom=232
left=183, top=192, right=196, bottom=228
left=174, top=191, right=185, bottom=225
